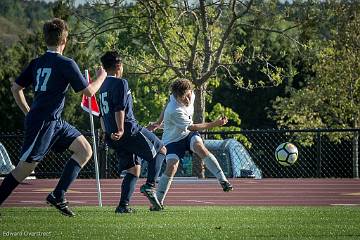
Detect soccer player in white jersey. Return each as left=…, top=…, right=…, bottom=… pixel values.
left=148, top=78, right=233, bottom=209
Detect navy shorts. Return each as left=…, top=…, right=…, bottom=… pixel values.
left=165, top=131, right=201, bottom=161
left=20, top=119, right=81, bottom=162
left=106, top=127, right=164, bottom=172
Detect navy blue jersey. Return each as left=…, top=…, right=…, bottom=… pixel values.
left=16, top=51, right=88, bottom=121
left=99, top=76, right=140, bottom=135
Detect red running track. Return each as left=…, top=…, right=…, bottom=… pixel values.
left=1, top=178, right=360, bottom=207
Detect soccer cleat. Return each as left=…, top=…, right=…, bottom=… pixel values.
left=46, top=192, right=75, bottom=217
left=220, top=181, right=233, bottom=192
left=140, top=184, right=162, bottom=211
left=115, top=205, right=135, bottom=214
left=149, top=203, right=164, bottom=212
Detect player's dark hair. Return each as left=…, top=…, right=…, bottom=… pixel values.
left=43, top=18, right=68, bottom=46
left=170, top=79, right=193, bottom=98
left=100, top=51, right=122, bottom=71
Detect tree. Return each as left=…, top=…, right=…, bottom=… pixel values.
left=272, top=1, right=360, bottom=131
left=0, top=0, right=92, bottom=131
left=0, top=0, right=26, bottom=25
left=73, top=0, right=302, bottom=124
left=271, top=1, right=360, bottom=177
left=0, top=31, right=46, bottom=130
left=69, top=0, right=306, bottom=177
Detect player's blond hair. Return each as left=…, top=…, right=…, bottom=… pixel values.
left=170, top=78, right=193, bottom=98
left=43, top=18, right=68, bottom=47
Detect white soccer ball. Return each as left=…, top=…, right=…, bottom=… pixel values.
left=275, top=142, right=298, bottom=166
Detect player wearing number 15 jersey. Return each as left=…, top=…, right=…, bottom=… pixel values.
left=0, top=18, right=107, bottom=216
left=99, top=51, right=166, bottom=213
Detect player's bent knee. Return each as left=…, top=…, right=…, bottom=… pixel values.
left=83, top=141, right=93, bottom=159
left=79, top=141, right=92, bottom=160
left=69, top=136, right=93, bottom=165
left=165, top=159, right=179, bottom=175
left=193, top=143, right=209, bottom=158
left=127, top=165, right=141, bottom=177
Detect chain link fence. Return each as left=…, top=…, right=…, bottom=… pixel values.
left=0, top=131, right=95, bottom=178
left=209, top=129, right=359, bottom=179
left=0, top=129, right=359, bottom=179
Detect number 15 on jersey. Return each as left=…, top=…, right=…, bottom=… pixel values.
left=100, top=92, right=109, bottom=115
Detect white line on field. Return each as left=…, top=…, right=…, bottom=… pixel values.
left=183, top=200, right=215, bottom=204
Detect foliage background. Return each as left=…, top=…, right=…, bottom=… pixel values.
left=0, top=0, right=359, bottom=135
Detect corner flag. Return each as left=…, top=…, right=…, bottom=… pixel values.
left=81, top=76, right=100, bottom=116
left=83, top=70, right=103, bottom=207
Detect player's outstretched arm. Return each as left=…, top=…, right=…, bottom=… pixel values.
left=11, top=82, right=30, bottom=115
left=147, top=100, right=168, bottom=131
left=188, top=116, right=228, bottom=131
left=82, top=66, right=107, bottom=97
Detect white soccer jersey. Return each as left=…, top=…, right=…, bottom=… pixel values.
left=162, top=92, right=195, bottom=145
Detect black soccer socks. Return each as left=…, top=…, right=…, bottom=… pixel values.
left=0, top=173, right=20, bottom=206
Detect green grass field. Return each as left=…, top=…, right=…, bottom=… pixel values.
left=1, top=206, right=360, bottom=240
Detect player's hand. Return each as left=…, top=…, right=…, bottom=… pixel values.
left=96, top=66, right=107, bottom=80
left=214, top=116, right=228, bottom=126
left=110, top=131, right=123, bottom=141
left=146, top=122, right=162, bottom=132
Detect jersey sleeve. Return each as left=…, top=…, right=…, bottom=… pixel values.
left=169, top=94, right=176, bottom=103
left=15, top=60, right=35, bottom=88
left=170, top=109, right=193, bottom=131
left=64, top=60, right=89, bottom=92
left=112, top=80, right=127, bottom=112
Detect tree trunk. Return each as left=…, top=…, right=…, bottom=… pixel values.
left=192, top=84, right=206, bottom=178
left=193, top=85, right=206, bottom=124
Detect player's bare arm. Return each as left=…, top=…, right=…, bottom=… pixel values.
left=10, top=82, right=30, bottom=115
left=188, top=116, right=228, bottom=131
left=111, top=110, right=125, bottom=140
left=82, top=66, right=107, bottom=97
left=147, top=100, right=169, bottom=131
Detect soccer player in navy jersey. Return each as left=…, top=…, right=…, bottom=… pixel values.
left=148, top=79, right=233, bottom=208
left=99, top=51, right=166, bottom=213
left=0, top=18, right=107, bottom=216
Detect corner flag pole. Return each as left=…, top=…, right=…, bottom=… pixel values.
left=85, top=69, right=103, bottom=207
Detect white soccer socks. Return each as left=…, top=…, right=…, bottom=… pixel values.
left=203, top=153, right=227, bottom=182
left=156, top=174, right=173, bottom=205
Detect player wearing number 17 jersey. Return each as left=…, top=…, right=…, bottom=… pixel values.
left=0, top=18, right=107, bottom=216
